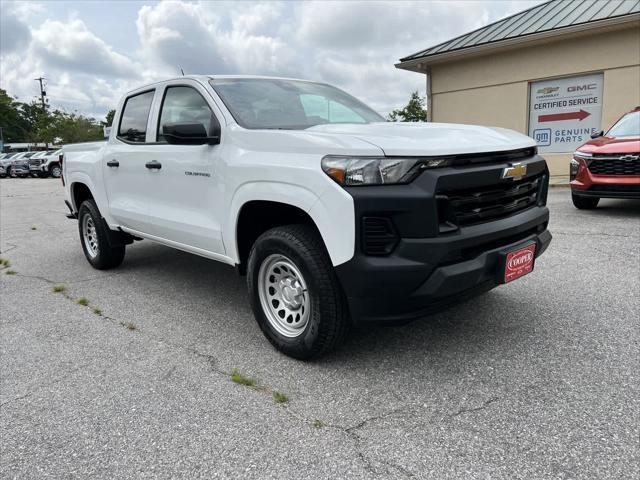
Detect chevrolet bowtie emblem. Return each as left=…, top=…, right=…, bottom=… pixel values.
left=502, top=163, right=527, bottom=181
left=620, top=155, right=639, bottom=162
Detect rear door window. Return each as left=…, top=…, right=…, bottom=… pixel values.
left=118, top=90, right=155, bottom=143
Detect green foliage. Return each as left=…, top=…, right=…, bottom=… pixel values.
left=273, top=391, right=289, bottom=404
left=0, top=89, right=31, bottom=142
left=230, top=368, right=256, bottom=387
left=388, top=91, right=428, bottom=122
left=104, top=109, right=116, bottom=127
left=52, top=284, right=67, bottom=293
left=0, top=88, right=107, bottom=145
left=77, top=297, right=89, bottom=306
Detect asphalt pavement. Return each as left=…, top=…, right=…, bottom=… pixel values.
left=1, top=178, right=638, bottom=479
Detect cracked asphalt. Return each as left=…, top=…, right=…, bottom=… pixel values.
left=1, top=178, right=639, bottom=479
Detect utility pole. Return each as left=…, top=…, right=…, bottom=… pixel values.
left=34, top=77, right=48, bottom=148
left=34, top=77, right=47, bottom=111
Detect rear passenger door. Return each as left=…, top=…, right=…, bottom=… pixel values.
left=144, top=82, right=226, bottom=255
left=103, top=89, right=157, bottom=233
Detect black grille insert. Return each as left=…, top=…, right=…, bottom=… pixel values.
left=362, top=217, right=398, bottom=256
left=439, top=175, right=542, bottom=226
left=588, top=155, right=640, bottom=175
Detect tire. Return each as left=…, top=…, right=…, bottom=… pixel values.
left=572, top=193, right=599, bottom=209
left=247, top=224, right=350, bottom=359
left=78, top=199, right=125, bottom=270
left=8, top=167, right=15, bottom=178
left=50, top=164, right=61, bottom=178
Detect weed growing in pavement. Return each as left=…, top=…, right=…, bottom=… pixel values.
left=76, top=297, right=89, bottom=306
left=312, top=419, right=325, bottom=428
left=31, top=225, right=37, bottom=231
left=230, top=368, right=257, bottom=387
left=52, top=284, right=67, bottom=293
left=5, top=269, right=17, bottom=275
left=0, top=258, right=11, bottom=267
left=273, top=391, right=289, bottom=404
left=120, top=321, right=137, bottom=331
left=93, top=308, right=103, bottom=316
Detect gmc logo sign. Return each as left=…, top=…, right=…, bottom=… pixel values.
left=567, top=83, right=597, bottom=92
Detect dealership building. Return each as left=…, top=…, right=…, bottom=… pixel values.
left=396, top=0, right=640, bottom=177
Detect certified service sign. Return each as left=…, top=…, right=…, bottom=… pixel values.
left=529, top=73, right=603, bottom=153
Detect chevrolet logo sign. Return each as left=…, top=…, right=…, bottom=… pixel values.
left=502, top=163, right=527, bottom=181
left=620, top=155, right=639, bottom=162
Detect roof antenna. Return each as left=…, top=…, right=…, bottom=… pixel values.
left=180, top=68, right=185, bottom=76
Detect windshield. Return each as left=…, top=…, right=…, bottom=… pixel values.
left=607, top=111, right=640, bottom=137
left=210, top=78, right=384, bottom=130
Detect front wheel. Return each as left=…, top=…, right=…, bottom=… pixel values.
left=50, top=164, right=61, bottom=178
left=78, top=200, right=125, bottom=270
left=572, top=193, right=599, bottom=209
left=8, top=167, right=16, bottom=178
left=247, top=225, right=350, bottom=359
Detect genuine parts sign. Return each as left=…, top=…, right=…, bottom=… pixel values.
left=529, top=73, right=603, bottom=153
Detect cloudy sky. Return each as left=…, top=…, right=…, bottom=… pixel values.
left=1, top=0, right=543, bottom=120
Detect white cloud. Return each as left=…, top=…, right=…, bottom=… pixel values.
left=0, top=0, right=545, bottom=119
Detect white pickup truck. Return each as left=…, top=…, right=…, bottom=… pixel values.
left=63, top=75, right=551, bottom=358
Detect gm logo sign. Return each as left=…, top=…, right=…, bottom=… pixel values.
left=533, top=128, right=551, bottom=146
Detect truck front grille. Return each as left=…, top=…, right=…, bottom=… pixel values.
left=587, top=155, right=640, bottom=175
left=438, top=174, right=543, bottom=227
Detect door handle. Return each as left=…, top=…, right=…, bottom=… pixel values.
left=106, top=159, right=119, bottom=167
left=145, top=160, right=162, bottom=170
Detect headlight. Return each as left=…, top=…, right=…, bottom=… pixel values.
left=321, top=156, right=451, bottom=186
left=573, top=151, right=592, bottom=160
left=570, top=158, right=580, bottom=177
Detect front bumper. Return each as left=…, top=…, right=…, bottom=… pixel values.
left=334, top=155, right=551, bottom=324
left=571, top=161, right=640, bottom=199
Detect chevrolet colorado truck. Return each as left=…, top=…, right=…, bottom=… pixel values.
left=62, top=75, right=551, bottom=359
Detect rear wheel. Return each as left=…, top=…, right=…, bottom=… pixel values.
left=247, top=224, right=350, bottom=359
left=78, top=199, right=125, bottom=270
left=8, top=167, right=16, bottom=178
left=572, top=193, right=599, bottom=209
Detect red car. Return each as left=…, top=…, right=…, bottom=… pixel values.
left=570, top=107, right=640, bottom=209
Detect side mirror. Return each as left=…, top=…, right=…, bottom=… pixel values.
left=163, top=122, right=220, bottom=145
left=590, top=130, right=604, bottom=139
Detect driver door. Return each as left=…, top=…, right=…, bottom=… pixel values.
left=143, top=82, right=226, bottom=255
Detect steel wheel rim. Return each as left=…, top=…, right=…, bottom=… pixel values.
left=258, top=254, right=311, bottom=338
left=82, top=214, right=99, bottom=258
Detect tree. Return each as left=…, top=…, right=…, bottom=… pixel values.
left=388, top=91, right=428, bottom=122
left=104, top=109, right=115, bottom=127
left=0, top=89, right=31, bottom=142
left=43, top=111, right=104, bottom=144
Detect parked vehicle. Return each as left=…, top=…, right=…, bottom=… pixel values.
left=28, top=149, right=62, bottom=178
left=571, top=107, right=640, bottom=208
left=0, top=152, right=19, bottom=177
left=63, top=75, right=552, bottom=358
left=10, top=152, right=36, bottom=178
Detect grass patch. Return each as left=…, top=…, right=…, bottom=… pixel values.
left=273, top=391, right=289, bottom=404
left=5, top=269, right=17, bottom=275
left=230, top=368, right=256, bottom=387
left=77, top=297, right=89, bottom=306
left=312, top=419, right=325, bottom=428
left=1, top=258, right=11, bottom=267
left=52, top=284, right=67, bottom=293
left=120, top=321, right=137, bottom=331
left=93, top=307, right=102, bottom=316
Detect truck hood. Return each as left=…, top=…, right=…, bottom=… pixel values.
left=306, top=122, right=536, bottom=156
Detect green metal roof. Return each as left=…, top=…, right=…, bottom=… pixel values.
left=400, top=0, right=640, bottom=62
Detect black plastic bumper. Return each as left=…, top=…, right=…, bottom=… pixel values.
left=334, top=156, right=551, bottom=324
left=572, top=187, right=640, bottom=200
